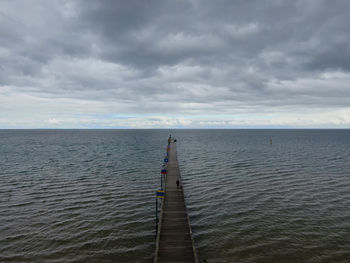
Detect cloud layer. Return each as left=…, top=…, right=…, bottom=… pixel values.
left=1, top=0, right=350, bottom=128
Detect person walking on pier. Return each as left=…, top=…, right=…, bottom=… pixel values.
left=176, top=179, right=179, bottom=189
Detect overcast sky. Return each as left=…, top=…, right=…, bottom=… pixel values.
left=1, top=0, right=350, bottom=128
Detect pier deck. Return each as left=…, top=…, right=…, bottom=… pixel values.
left=155, top=141, right=198, bottom=263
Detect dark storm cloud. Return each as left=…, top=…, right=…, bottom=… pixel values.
left=74, top=0, right=350, bottom=71
left=1, top=0, right=350, bottom=127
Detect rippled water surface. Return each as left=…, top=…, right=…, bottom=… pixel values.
left=177, top=130, right=350, bottom=263
left=0, top=130, right=167, bottom=262
left=1, top=129, right=350, bottom=262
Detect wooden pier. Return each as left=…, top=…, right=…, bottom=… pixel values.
left=154, top=140, right=198, bottom=263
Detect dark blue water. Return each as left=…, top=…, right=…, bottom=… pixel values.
left=1, top=129, right=350, bottom=262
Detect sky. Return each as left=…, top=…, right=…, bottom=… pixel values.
left=1, top=0, right=350, bottom=128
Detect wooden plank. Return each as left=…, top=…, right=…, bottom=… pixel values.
left=154, top=140, right=198, bottom=263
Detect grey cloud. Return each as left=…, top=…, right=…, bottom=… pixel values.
left=1, top=0, right=350, bottom=128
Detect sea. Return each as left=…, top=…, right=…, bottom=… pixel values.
left=0, top=129, right=349, bottom=262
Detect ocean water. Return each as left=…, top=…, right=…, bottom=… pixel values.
left=1, top=129, right=350, bottom=262
left=0, top=129, right=167, bottom=262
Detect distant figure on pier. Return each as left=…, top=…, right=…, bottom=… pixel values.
left=176, top=179, right=179, bottom=189
left=168, top=136, right=171, bottom=144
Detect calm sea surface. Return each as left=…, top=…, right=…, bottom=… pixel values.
left=1, top=129, right=350, bottom=262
